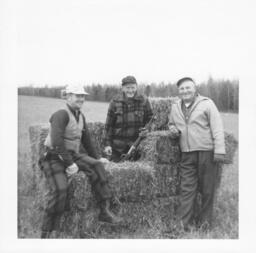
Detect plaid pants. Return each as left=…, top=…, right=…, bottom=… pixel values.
left=40, top=152, right=112, bottom=232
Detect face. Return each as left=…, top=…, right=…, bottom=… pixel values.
left=122, top=83, right=138, bottom=98
left=66, top=93, right=86, bottom=110
left=178, top=81, right=197, bottom=102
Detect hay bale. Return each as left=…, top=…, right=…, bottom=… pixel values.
left=149, top=97, right=178, bottom=130
left=99, top=196, right=177, bottom=235
left=138, top=130, right=237, bottom=165
left=106, top=161, right=179, bottom=199
left=28, top=123, right=180, bottom=238
left=138, top=131, right=180, bottom=164
left=224, top=132, right=238, bottom=164
left=29, top=124, right=49, bottom=187
left=86, top=122, right=105, bottom=155
left=29, top=125, right=180, bottom=199
left=154, top=164, right=180, bottom=197
left=30, top=164, right=177, bottom=238
left=52, top=196, right=177, bottom=238
left=105, top=161, right=159, bottom=201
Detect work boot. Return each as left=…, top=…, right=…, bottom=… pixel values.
left=98, top=199, right=123, bottom=224
left=52, top=214, right=62, bottom=232
left=41, top=212, right=54, bottom=238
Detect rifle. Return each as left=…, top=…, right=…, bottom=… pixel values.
left=120, top=114, right=156, bottom=162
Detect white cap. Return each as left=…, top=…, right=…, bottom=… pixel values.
left=65, top=85, right=89, bottom=95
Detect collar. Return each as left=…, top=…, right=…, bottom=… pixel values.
left=114, top=91, right=144, bottom=102
left=66, top=103, right=81, bottom=116
left=181, top=95, right=197, bottom=109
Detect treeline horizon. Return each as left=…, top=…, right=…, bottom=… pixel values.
left=18, top=77, right=239, bottom=112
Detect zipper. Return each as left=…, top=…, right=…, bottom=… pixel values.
left=178, top=100, right=191, bottom=151
left=185, top=117, right=190, bottom=151
left=178, top=97, right=207, bottom=152
left=183, top=97, right=207, bottom=151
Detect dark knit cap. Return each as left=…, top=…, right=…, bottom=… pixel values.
left=121, top=76, right=137, bottom=86
left=176, top=77, right=195, bottom=87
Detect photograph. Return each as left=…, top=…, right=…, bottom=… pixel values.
left=1, top=0, right=255, bottom=252
left=17, top=0, right=239, bottom=240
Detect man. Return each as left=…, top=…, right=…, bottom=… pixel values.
left=40, top=85, right=122, bottom=238
left=104, top=75, right=153, bottom=162
left=168, top=77, right=226, bottom=230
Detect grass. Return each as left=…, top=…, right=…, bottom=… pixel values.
left=18, top=95, right=238, bottom=239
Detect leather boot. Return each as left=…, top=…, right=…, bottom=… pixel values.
left=98, top=199, right=122, bottom=224
left=41, top=212, right=54, bottom=239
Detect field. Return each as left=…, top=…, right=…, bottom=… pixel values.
left=18, top=95, right=239, bottom=239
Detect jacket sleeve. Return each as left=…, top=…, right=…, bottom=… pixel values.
left=49, top=110, right=74, bottom=167
left=168, top=105, right=176, bottom=128
left=81, top=117, right=100, bottom=159
left=143, top=98, right=153, bottom=125
left=103, top=101, right=116, bottom=147
left=207, top=100, right=226, bottom=154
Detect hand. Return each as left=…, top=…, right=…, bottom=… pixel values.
left=99, top=157, right=109, bottom=165
left=104, top=146, right=112, bottom=156
left=169, top=125, right=180, bottom=138
left=139, top=127, right=148, bottom=138
left=213, top=153, right=225, bottom=163
left=66, top=163, right=79, bottom=177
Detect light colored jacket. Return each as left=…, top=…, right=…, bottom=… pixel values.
left=44, top=105, right=84, bottom=153
left=168, top=95, right=226, bottom=154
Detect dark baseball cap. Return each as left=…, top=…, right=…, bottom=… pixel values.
left=121, top=76, right=137, bottom=86
left=176, top=77, right=195, bottom=87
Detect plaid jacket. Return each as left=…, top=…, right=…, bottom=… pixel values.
left=104, top=92, right=153, bottom=146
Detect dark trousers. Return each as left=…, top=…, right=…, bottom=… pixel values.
left=110, top=139, right=136, bottom=162
left=40, top=152, right=112, bottom=232
left=111, top=149, right=126, bottom=162
left=110, top=140, right=130, bottom=162
left=177, top=151, right=218, bottom=228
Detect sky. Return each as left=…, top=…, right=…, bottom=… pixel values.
left=1, top=0, right=253, bottom=87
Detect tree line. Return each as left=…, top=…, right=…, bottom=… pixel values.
left=18, top=78, right=239, bottom=112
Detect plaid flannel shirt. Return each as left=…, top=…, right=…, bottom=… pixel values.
left=104, top=92, right=153, bottom=146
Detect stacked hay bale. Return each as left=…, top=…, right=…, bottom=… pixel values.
left=29, top=125, right=179, bottom=238
left=148, top=97, right=177, bottom=130
left=28, top=97, right=238, bottom=238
